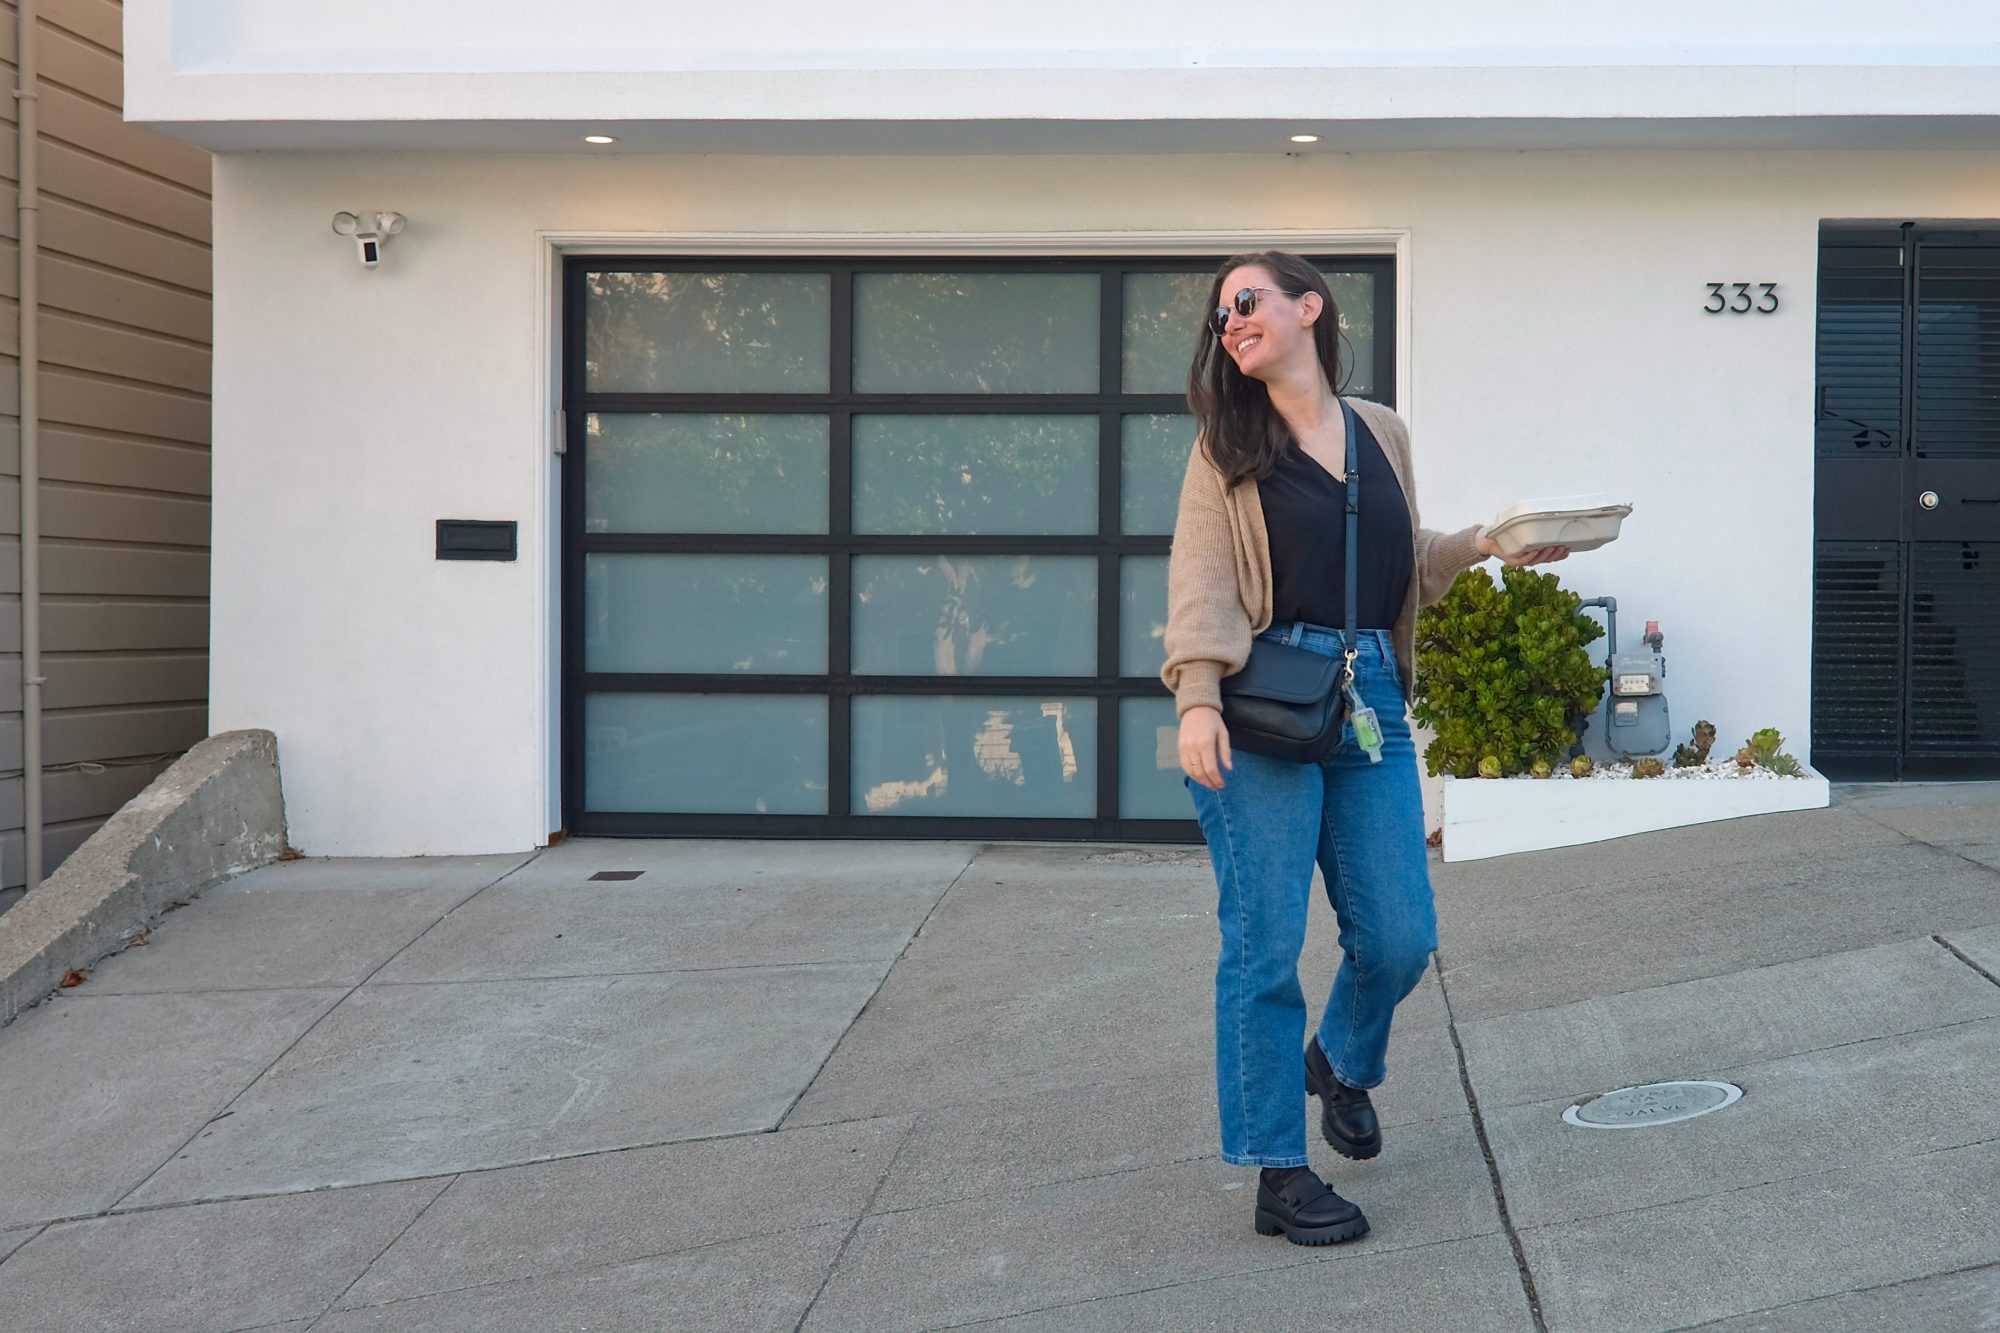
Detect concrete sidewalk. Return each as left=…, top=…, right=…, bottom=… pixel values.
left=0, top=786, right=1996, bottom=1331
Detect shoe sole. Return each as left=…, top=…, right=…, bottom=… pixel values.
left=1255, top=1208, right=1372, bottom=1246
left=1305, top=1063, right=1383, bottom=1160
left=1321, top=1112, right=1382, bottom=1160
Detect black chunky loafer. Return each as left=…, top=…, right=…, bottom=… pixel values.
left=1253, top=1168, right=1370, bottom=1246
left=1305, top=1037, right=1383, bottom=1160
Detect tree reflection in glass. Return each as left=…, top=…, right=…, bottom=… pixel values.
left=853, top=272, right=1098, bottom=394
left=853, top=697, right=1095, bottom=816
left=586, top=414, right=829, bottom=534
left=853, top=416, right=1097, bottom=535
left=584, top=271, right=831, bottom=393
left=853, top=555, right=1095, bottom=677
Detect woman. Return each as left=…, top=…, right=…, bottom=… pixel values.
left=1163, top=251, right=1567, bottom=1246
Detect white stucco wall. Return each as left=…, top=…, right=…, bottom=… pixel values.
left=208, top=147, right=2000, bottom=855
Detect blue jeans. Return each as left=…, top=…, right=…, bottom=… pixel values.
left=1186, top=627, right=1439, bottom=1168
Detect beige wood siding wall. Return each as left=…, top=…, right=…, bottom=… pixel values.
left=0, top=0, right=211, bottom=888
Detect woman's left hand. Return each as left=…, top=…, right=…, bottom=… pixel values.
left=1474, top=527, right=1569, bottom=566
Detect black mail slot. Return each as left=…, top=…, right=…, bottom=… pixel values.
left=436, top=520, right=517, bottom=562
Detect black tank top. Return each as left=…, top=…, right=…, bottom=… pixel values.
left=1258, top=413, right=1414, bottom=630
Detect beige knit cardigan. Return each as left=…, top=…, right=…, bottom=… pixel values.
left=1161, top=396, right=1485, bottom=718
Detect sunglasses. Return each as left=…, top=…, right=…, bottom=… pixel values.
left=1210, top=286, right=1296, bottom=337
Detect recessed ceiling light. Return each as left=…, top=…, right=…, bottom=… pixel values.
left=1289, top=134, right=1320, bottom=144
left=583, top=134, right=618, bottom=145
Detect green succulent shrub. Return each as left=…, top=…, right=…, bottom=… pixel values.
left=1411, top=566, right=1607, bottom=779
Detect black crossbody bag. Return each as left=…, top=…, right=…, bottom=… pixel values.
left=1217, top=399, right=1360, bottom=764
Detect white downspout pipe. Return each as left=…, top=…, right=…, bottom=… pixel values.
left=15, top=0, right=43, bottom=891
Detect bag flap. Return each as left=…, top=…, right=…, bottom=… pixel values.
left=1218, top=642, right=1344, bottom=705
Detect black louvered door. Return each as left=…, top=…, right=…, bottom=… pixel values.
left=1815, top=224, right=2000, bottom=780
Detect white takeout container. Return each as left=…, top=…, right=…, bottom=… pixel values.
left=1484, top=494, right=1634, bottom=557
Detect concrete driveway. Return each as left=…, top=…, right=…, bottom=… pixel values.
left=0, top=785, right=1996, bottom=1330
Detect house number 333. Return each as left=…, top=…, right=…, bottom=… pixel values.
left=1704, top=282, right=1779, bottom=314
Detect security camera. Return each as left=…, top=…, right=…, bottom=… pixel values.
left=331, top=211, right=406, bottom=269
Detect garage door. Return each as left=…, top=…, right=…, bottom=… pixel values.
left=563, top=255, right=1395, bottom=838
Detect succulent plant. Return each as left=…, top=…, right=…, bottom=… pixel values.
left=1570, top=755, right=1595, bottom=778
left=1675, top=719, right=1721, bottom=768
left=1632, top=757, right=1666, bottom=779
left=1530, top=758, right=1554, bottom=779
left=1478, top=756, right=1503, bottom=780
left=1741, top=728, right=1804, bottom=776
left=1746, top=728, right=1785, bottom=764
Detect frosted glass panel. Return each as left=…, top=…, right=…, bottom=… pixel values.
left=586, top=694, right=827, bottom=814
left=584, top=554, right=827, bottom=673
left=584, top=414, right=829, bottom=534
left=1122, top=271, right=1211, bottom=393
left=1120, top=556, right=1169, bottom=678
left=1121, top=415, right=1197, bottom=535
left=852, top=415, right=1097, bottom=534
left=1328, top=270, right=1376, bottom=394
left=1120, top=696, right=1190, bottom=819
left=852, top=272, right=1099, bottom=393
left=1325, top=270, right=1377, bottom=395
left=584, top=271, right=830, bottom=393
left=852, top=696, right=1095, bottom=817
left=852, top=556, right=1095, bottom=677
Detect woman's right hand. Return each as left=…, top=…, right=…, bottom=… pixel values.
left=1179, top=706, right=1234, bottom=790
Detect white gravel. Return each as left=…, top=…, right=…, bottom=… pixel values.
left=1536, top=756, right=1804, bottom=781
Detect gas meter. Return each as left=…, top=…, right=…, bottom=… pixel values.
left=1578, top=600, right=1671, bottom=759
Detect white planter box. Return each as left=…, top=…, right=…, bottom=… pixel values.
left=1441, top=766, right=1831, bottom=862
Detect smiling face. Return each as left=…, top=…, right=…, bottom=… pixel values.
left=1215, top=264, right=1323, bottom=384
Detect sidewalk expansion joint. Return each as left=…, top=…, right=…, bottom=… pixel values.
left=1435, top=953, right=1548, bottom=1333
left=299, top=1217, right=851, bottom=1325
left=791, top=1121, right=918, bottom=1331
left=864, top=1150, right=1220, bottom=1219
left=0, top=1224, right=45, bottom=1274
left=1657, top=1256, right=2000, bottom=1333
left=308, top=1174, right=460, bottom=1327
left=922, top=1226, right=1519, bottom=1331
left=105, top=849, right=549, bottom=1214
left=367, top=957, right=895, bottom=987
left=1935, top=934, right=2000, bottom=989
left=1513, top=1132, right=2000, bottom=1242
left=14, top=1112, right=939, bottom=1235
left=1481, top=1012, right=2000, bottom=1115
left=775, top=845, right=988, bottom=1132
left=1847, top=808, right=2000, bottom=884
left=1445, top=926, right=2000, bottom=1031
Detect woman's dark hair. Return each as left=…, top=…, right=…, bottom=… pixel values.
left=1186, top=250, right=1344, bottom=487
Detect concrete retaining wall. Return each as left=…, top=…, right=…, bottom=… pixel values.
left=0, top=729, right=287, bottom=1026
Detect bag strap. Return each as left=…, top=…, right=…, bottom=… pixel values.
left=1339, top=397, right=1359, bottom=689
